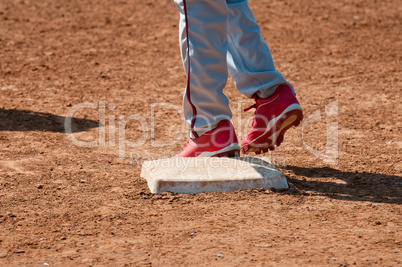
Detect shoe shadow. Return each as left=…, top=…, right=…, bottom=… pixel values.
left=0, top=108, right=99, bottom=133
left=283, top=165, right=402, bottom=205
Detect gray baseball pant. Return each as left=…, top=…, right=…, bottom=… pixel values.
left=174, top=0, right=293, bottom=138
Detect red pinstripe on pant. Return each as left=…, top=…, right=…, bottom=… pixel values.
left=182, top=0, right=199, bottom=138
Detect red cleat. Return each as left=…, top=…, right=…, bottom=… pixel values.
left=241, top=84, right=303, bottom=154
left=175, top=120, right=240, bottom=158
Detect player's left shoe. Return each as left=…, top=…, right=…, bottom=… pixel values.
left=174, top=120, right=240, bottom=158
left=241, top=84, right=303, bottom=154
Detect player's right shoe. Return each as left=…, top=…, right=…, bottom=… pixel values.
left=174, top=120, right=240, bottom=158
left=241, top=84, right=303, bottom=154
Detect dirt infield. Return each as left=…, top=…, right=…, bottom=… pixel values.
left=0, top=0, right=401, bottom=265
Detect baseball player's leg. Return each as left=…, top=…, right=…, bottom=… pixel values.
left=226, top=0, right=292, bottom=98
left=175, top=0, right=232, bottom=138
left=173, top=0, right=240, bottom=157
left=225, top=0, right=303, bottom=153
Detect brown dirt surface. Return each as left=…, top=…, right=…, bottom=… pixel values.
left=0, top=0, right=401, bottom=266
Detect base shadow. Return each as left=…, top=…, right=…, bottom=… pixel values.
left=284, top=165, right=402, bottom=204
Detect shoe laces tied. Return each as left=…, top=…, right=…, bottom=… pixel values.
left=243, top=103, right=256, bottom=112
left=244, top=95, right=260, bottom=112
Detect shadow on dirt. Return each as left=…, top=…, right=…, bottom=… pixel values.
left=284, top=165, right=402, bottom=205
left=0, top=108, right=99, bottom=133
